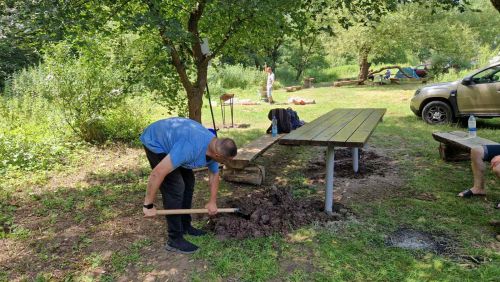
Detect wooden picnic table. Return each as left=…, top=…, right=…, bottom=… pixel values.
left=279, top=108, right=386, bottom=214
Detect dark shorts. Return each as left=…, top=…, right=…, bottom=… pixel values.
left=483, top=144, right=500, bottom=162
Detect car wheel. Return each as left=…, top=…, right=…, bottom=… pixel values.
left=421, top=101, right=453, bottom=124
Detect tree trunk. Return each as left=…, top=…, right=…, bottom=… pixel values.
left=358, top=52, right=370, bottom=82
left=295, top=67, right=304, bottom=81
left=492, top=0, right=500, bottom=13
left=270, top=41, right=282, bottom=71
left=187, top=87, right=204, bottom=123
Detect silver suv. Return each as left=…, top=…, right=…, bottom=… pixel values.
left=410, top=63, right=500, bottom=124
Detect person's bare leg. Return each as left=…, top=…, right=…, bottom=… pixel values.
left=492, top=162, right=500, bottom=178
left=493, top=162, right=500, bottom=209
left=458, top=146, right=486, bottom=196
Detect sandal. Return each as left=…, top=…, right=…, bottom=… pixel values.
left=457, top=189, right=486, bottom=198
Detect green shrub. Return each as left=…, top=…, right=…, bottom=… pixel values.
left=330, top=65, right=359, bottom=79
left=206, top=81, right=227, bottom=99
left=42, top=41, right=130, bottom=143
left=211, top=65, right=266, bottom=90
left=0, top=133, right=73, bottom=173
left=0, top=93, right=77, bottom=173
left=304, top=68, right=339, bottom=83
left=432, top=69, right=471, bottom=83
left=102, top=98, right=151, bottom=146
left=272, top=80, right=282, bottom=90
left=274, top=67, right=297, bottom=86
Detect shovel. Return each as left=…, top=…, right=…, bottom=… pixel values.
left=156, top=208, right=242, bottom=216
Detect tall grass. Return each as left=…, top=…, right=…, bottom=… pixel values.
left=0, top=94, right=75, bottom=173
left=210, top=64, right=266, bottom=90
left=329, top=64, right=359, bottom=79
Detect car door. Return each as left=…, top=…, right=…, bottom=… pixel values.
left=456, top=65, right=500, bottom=114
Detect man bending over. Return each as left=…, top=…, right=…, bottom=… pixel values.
left=140, top=117, right=237, bottom=254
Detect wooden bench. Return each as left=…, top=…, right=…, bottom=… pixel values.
left=432, top=131, right=499, bottom=161
left=285, top=86, right=303, bottom=92
left=222, top=134, right=285, bottom=185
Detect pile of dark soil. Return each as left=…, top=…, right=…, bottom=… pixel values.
left=207, top=187, right=350, bottom=239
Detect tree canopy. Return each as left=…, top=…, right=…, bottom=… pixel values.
left=0, top=0, right=486, bottom=121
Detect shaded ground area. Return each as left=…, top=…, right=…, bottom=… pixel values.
left=305, top=147, right=392, bottom=181
left=207, top=186, right=351, bottom=240
left=0, top=144, right=403, bottom=281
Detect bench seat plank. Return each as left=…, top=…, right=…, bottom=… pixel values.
left=225, top=134, right=285, bottom=169
left=432, top=131, right=499, bottom=151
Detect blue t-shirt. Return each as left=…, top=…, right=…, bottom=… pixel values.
left=140, top=117, right=219, bottom=173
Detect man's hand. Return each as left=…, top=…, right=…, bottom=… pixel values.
left=143, top=206, right=157, bottom=218
left=205, top=201, right=218, bottom=215
left=491, top=156, right=500, bottom=169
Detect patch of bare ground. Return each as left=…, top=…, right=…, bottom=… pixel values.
left=46, top=145, right=145, bottom=190
left=254, top=144, right=404, bottom=206
left=0, top=145, right=200, bottom=281
left=1, top=141, right=405, bottom=281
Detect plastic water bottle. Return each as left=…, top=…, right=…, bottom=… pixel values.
left=468, top=115, right=476, bottom=137
left=272, top=115, right=278, bottom=137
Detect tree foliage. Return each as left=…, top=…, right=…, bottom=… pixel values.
left=0, top=0, right=484, bottom=120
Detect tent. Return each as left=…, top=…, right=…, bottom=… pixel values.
left=395, top=67, right=420, bottom=79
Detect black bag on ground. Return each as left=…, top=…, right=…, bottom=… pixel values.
left=266, top=108, right=292, bottom=134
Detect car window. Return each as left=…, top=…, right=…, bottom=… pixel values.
left=472, top=66, right=500, bottom=84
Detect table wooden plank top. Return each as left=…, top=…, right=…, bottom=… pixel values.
left=279, top=108, right=386, bottom=147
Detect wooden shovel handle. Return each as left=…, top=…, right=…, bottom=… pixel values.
left=156, top=208, right=239, bottom=215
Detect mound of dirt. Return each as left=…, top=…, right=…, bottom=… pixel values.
left=305, top=148, right=392, bottom=184
left=207, top=187, right=350, bottom=240
left=306, top=148, right=391, bottom=180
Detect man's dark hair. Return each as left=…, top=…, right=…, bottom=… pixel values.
left=217, top=138, right=237, bottom=158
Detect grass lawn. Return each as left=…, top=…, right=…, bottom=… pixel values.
left=1, top=83, right=499, bottom=281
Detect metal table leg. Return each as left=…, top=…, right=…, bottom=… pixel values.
left=325, top=145, right=335, bottom=214
left=352, top=147, right=359, bottom=173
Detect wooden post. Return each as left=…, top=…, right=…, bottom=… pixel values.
left=438, top=143, right=470, bottom=162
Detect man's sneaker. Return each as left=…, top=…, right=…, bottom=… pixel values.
left=184, top=226, right=207, bottom=236
left=165, top=238, right=199, bottom=254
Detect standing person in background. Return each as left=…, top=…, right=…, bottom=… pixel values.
left=266, top=67, right=275, bottom=104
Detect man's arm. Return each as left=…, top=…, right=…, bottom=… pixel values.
left=143, top=155, right=174, bottom=217
left=205, top=170, right=220, bottom=215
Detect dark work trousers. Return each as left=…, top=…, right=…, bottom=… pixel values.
left=144, top=146, right=195, bottom=240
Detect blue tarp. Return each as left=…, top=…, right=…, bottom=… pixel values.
left=395, top=67, right=419, bottom=79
